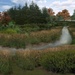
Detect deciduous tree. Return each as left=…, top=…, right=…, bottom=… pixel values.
left=56, top=9, right=70, bottom=21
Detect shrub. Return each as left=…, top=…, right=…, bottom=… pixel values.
left=5, top=36, right=26, bottom=48
left=20, top=26, right=39, bottom=33
left=0, top=28, right=60, bottom=48
left=1, top=49, right=75, bottom=74
left=0, top=34, right=26, bottom=48
left=0, top=61, right=12, bottom=75
left=72, top=39, right=75, bottom=44
left=3, top=28, right=17, bottom=34
left=15, top=52, right=36, bottom=70
left=29, top=37, right=41, bottom=44
left=0, top=21, right=21, bottom=34
left=40, top=50, right=75, bottom=73
left=0, top=50, right=12, bottom=75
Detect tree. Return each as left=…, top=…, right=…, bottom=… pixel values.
left=21, top=3, right=29, bottom=24
left=56, top=12, right=64, bottom=21
left=41, top=7, right=49, bottom=23
left=48, top=8, right=55, bottom=16
left=28, top=1, right=42, bottom=23
left=56, top=9, right=70, bottom=21
left=7, top=2, right=50, bottom=25
left=62, top=9, right=70, bottom=20
left=0, top=12, right=11, bottom=26
left=8, top=2, right=42, bottom=24
left=8, top=6, right=17, bottom=22
left=47, top=8, right=56, bottom=26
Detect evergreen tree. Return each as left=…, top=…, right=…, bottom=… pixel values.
left=8, top=2, right=49, bottom=25
left=41, top=7, right=49, bottom=23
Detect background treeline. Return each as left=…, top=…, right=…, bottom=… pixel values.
left=0, top=1, right=74, bottom=33
left=7, top=2, right=49, bottom=25
left=7, top=1, right=75, bottom=27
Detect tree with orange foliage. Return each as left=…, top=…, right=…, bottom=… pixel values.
left=48, top=8, right=55, bottom=16
left=56, top=9, right=71, bottom=21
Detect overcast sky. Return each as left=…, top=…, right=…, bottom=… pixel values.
left=0, top=0, right=75, bottom=15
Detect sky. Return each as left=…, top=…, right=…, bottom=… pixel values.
left=0, top=0, right=75, bottom=15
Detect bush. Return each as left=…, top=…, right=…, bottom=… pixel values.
left=20, top=26, right=39, bottom=33
left=0, top=51, right=12, bottom=75
left=15, top=54, right=35, bottom=70
left=29, top=37, right=41, bottom=44
left=3, top=28, right=17, bottom=34
left=0, top=28, right=60, bottom=48
left=1, top=49, right=75, bottom=74
left=0, top=34, right=26, bottom=48
left=15, top=50, right=42, bottom=70
left=0, top=61, right=12, bottom=75
left=6, top=36, right=26, bottom=48
left=72, top=39, right=75, bottom=44
left=0, top=21, right=21, bottom=34
left=40, top=50, right=75, bottom=73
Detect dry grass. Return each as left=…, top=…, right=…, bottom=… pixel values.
left=43, top=45, right=75, bottom=52
left=0, top=50, right=11, bottom=57
left=72, top=32, right=75, bottom=36
left=0, top=26, right=75, bottom=56
left=31, top=28, right=61, bottom=37
left=14, top=45, right=75, bottom=58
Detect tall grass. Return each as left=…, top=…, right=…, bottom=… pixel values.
left=0, top=46, right=75, bottom=74
left=40, top=50, right=75, bottom=73
left=0, top=26, right=75, bottom=48
left=0, top=29, right=61, bottom=48
left=0, top=50, right=12, bottom=75
left=15, top=48, right=75, bottom=73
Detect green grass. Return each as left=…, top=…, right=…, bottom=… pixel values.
left=11, top=64, right=74, bottom=75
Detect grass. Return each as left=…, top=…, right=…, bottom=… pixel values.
left=11, top=63, right=74, bottom=75
left=0, top=26, right=75, bottom=75
left=0, top=28, right=61, bottom=48
left=0, top=47, right=75, bottom=75
left=0, top=26, right=75, bottom=48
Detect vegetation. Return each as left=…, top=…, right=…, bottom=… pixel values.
left=11, top=66, right=75, bottom=75
left=0, top=28, right=61, bottom=48
left=40, top=50, right=75, bottom=73
left=7, top=2, right=49, bottom=25
left=71, top=10, right=75, bottom=20
left=0, top=24, right=75, bottom=48
left=56, top=9, right=70, bottom=21
left=1, top=49, right=75, bottom=75
left=0, top=50, right=12, bottom=75
left=0, top=21, right=20, bottom=34
left=0, top=12, right=11, bottom=26
left=7, top=2, right=74, bottom=26
left=0, top=1, right=75, bottom=75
